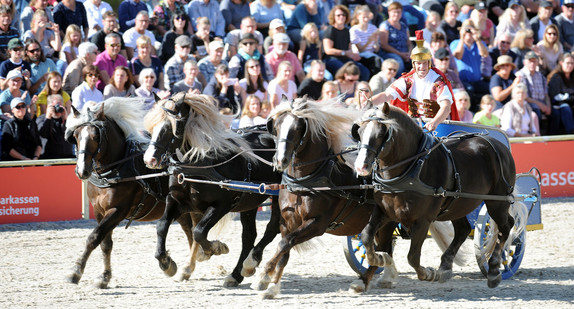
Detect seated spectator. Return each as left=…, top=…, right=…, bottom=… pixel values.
left=135, top=68, right=170, bottom=109
left=495, top=1, right=531, bottom=40
left=90, top=11, right=127, bottom=59
left=470, top=2, right=494, bottom=47
left=220, top=0, right=251, bottom=33
left=350, top=5, right=382, bottom=78
left=203, top=63, right=242, bottom=112
left=535, top=24, right=563, bottom=76
left=158, top=11, right=191, bottom=64
left=63, top=42, right=98, bottom=94
left=322, top=5, right=368, bottom=81
left=172, top=60, right=203, bottom=94
left=131, top=35, right=164, bottom=89
left=265, top=33, right=305, bottom=84
left=71, top=64, right=103, bottom=110
left=422, top=11, right=446, bottom=45
left=429, top=32, right=458, bottom=73
left=84, top=0, right=113, bottom=39
left=250, top=0, right=283, bottom=37
left=153, top=0, right=187, bottom=39
left=369, top=58, right=398, bottom=95
left=123, top=11, right=156, bottom=60
left=473, top=94, right=500, bottom=127
left=36, top=94, right=75, bottom=159
left=225, top=16, right=264, bottom=60
left=554, top=0, right=574, bottom=52
left=268, top=60, right=297, bottom=108
left=238, top=94, right=266, bottom=128
left=379, top=1, right=412, bottom=77
left=349, top=81, right=373, bottom=110
left=20, top=0, right=54, bottom=35
left=298, top=22, right=331, bottom=80
left=0, top=70, right=33, bottom=118
left=547, top=52, right=574, bottom=134
left=24, top=39, right=57, bottom=96
left=439, top=1, right=461, bottom=45
left=529, top=0, right=555, bottom=44
left=319, top=80, right=338, bottom=101
left=500, top=83, right=539, bottom=137
left=229, top=33, right=273, bottom=81
left=94, top=33, right=128, bottom=91
left=59, top=25, right=82, bottom=65
left=190, top=17, right=213, bottom=62
left=198, top=40, right=227, bottom=87
left=36, top=72, right=71, bottom=117
left=263, top=18, right=292, bottom=55
left=1, top=97, right=42, bottom=160
left=434, top=47, right=464, bottom=91
left=238, top=58, right=268, bottom=102
left=0, top=38, right=32, bottom=91
left=454, top=90, right=474, bottom=122
left=489, top=33, right=518, bottom=69
left=490, top=55, right=520, bottom=108
left=333, top=61, right=360, bottom=103
left=22, top=10, right=61, bottom=60
left=286, top=0, right=324, bottom=45
left=118, top=0, right=148, bottom=33
left=297, top=59, right=325, bottom=101
left=187, top=0, right=225, bottom=38
left=511, top=29, right=535, bottom=70
left=0, top=5, right=19, bottom=62
left=103, top=66, right=136, bottom=99
left=52, top=0, right=89, bottom=40
left=164, top=35, right=195, bottom=91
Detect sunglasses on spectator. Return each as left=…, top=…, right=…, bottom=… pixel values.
left=243, top=41, right=257, bottom=46
left=27, top=48, right=41, bottom=53
left=108, top=43, right=121, bottom=48
left=11, top=47, right=22, bottom=52
left=14, top=104, right=26, bottom=109
left=87, top=73, right=99, bottom=77
left=566, top=5, right=574, bottom=9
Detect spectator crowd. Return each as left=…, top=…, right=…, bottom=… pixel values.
left=2, top=0, right=574, bottom=161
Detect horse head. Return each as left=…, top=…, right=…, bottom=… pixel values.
left=267, top=98, right=309, bottom=172
left=144, top=93, right=189, bottom=169
left=353, top=103, right=397, bottom=176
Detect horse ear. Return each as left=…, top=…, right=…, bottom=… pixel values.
left=65, top=129, right=77, bottom=145
left=382, top=102, right=390, bottom=115
left=71, top=105, right=80, bottom=117
left=266, top=117, right=274, bottom=135
left=93, top=103, right=105, bottom=120
left=153, top=92, right=161, bottom=103
left=351, top=123, right=361, bottom=142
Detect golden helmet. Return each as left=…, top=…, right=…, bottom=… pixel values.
left=411, top=30, right=432, bottom=62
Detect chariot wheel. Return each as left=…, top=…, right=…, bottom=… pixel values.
left=343, top=234, right=385, bottom=275
left=474, top=204, right=527, bottom=280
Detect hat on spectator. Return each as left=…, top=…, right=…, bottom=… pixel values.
left=539, top=0, right=553, bottom=7
left=175, top=35, right=192, bottom=47
left=239, top=33, right=258, bottom=44
left=475, top=2, right=486, bottom=10
left=6, top=69, right=23, bottom=80
left=269, top=19, right=285, bottom=30
left=273, top=33, right=290, bottom=44
left=509, top=0, right=522, bottom=7
left=524, top=51, right=538, bottom=60
left=209, top=40, right=224, bottom=51
left=434, top=48, right=449, bottom=60
left=494, top=55, right=516, bottom=70
left=7, top=38, right=23, bottom=50
left=10, top=97, right=25, bottom=109
left=564, top=0, right=574, bottom=5
left=454, top=0, right=477, bottom=7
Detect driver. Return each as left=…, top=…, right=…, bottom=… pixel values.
left=371, top=30, right=459, bottom=131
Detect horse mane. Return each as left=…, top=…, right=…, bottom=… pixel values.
left=66, top=97, right=150, bottom=145
left=144, top=93, right=253, bottom=162
left=270, top=96, right=361, bottom=153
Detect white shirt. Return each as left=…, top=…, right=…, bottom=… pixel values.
left=123, top=28, right=156, bottom=58
left=72, top=81, right=104, bottom=111
left=84, top=0, right=113, bottom=38
left=388, top=69, right=453, bottom=105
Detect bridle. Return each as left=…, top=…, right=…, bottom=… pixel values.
left=354, top=117, right=394, bottom=158
left=149, top=96, right=189, bottom=165
left=76, top=118, right=121, bottom=175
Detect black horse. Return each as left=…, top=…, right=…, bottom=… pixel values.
left=64, top=98, right=194, bottom=288
left=352, top=103, right=524, bottom=288
left=143, top=93, right=282, bottom=287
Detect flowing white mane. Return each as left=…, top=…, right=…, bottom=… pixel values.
left=269, top=96, right=361, bottom=153
left=144, top=93, right=253, bottom=162
left=66, top=97, right=150, bottom=144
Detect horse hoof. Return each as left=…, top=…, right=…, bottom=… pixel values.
left=180, top=266, right=193, bottom=281
left=349, top=280, right=366, bottom=293
left=374, top=278, right=394, bottom=289
left=260, top=283, right=280, bottom=299
left=94, top=280, right=109, bottom=289
left=161, top=259, right=178, bottom=277
left=223, top=275, right=239, bottom=288
left=487, top=273, right=502, bottom=288
left=196, top=247, right=211, bottom=262
left=212, top=241, right=229, bottom=255
left=438, top=270, right=453, bottom=283
left=241, top=254, right=258, bottom=277
left=66, top=272, right=81, bottom=284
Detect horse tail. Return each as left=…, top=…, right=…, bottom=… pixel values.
left=209, top=213, right=233, bottom=238
left=429, top=221, right=469, bottom=266
left=505, top=198, right=529, bottom=253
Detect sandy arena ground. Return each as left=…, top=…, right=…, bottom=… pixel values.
left=1, top=198, right=573, bottom=308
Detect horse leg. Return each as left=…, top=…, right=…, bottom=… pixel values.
left=484, top=201, right=514, bottom=288
left=223, top=208, right=258, bottom=288
left=407, top=220, right=439, bottom=282
left=181, top=232, right=202, bottom=281
left=175, top=212, right=198, bottom=280
left=372, top=222, right=399, bottom=289
left=155, top=192, right=184, bottom=277
left=360, top=207, right=394, bottom=270
left=242, top=196, right=281, bottom=278
left=436, top=218, right=471, bottom=283
left=95, top=231, right=113, bottom=288
left=193, top=204, right=231, bottom=258
left=67, top=208, right=122, bottom=286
